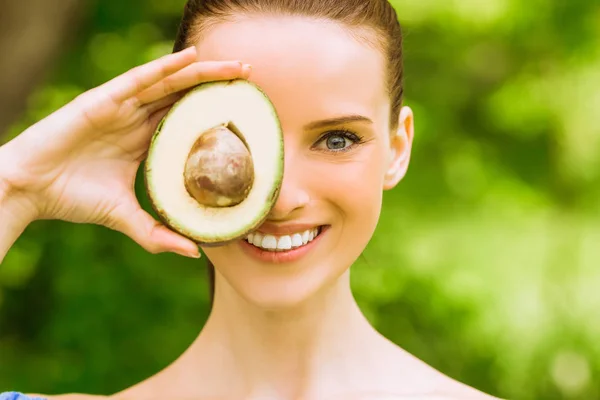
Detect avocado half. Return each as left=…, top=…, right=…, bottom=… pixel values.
left=144, top=79, right=284, bottom=246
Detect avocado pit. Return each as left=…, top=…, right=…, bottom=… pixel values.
left=183, top=122, right=254, bottom=207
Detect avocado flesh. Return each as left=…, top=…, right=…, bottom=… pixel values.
left=144, top=79, right=284, bottom=245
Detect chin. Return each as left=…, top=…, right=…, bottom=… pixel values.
left=215, top=263, right=335, bottom=311
left=210, top=259, right=350, bottom=312
left=206, top=225, right=365, bottom=310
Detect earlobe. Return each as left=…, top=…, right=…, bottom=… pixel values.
left=383, top=106, right=414, bottom=191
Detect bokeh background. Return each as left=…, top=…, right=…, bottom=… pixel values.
left=1, top=0, right=599, bottom=399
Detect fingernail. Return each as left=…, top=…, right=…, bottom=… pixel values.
left=175, top=249, right=201, bottom=259
left=242, top=64, right=252, bottom=76
left=188, top=249, right=201, bottom=259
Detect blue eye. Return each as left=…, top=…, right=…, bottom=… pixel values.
left=326, top=135, right=350, bottom=150
left=315, top=130, right=364, bottom=152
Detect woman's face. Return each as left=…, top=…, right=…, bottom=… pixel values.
left=196, top=15, right=413, bottom=308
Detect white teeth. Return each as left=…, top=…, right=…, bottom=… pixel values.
left=302, top=231, right=310, bottom=244
left=245, top=227, right=322, bottom=251
left=252, top=232, right=263, bottom=246
left=261, top=235, right=278, bottom=250
left=291, top=233, right=303, bottom=248
left=277, top=236, right=292, bottom=250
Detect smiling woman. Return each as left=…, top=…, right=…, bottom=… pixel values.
left=0, top=1, right=503, bottom=399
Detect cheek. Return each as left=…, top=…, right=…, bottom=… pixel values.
left=305, top=149, right=385, bottom=282
left=310, top=144, right=387, bottom=230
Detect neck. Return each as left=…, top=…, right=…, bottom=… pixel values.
left=184, top=271, right=390, bottom=399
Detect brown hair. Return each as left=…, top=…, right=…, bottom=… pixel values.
left=171, top=0, right=404, bottom=306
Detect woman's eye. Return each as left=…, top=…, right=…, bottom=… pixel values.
left=315, top=130, right=363, bottom=152
left=326, top=135, right=350, bottom=150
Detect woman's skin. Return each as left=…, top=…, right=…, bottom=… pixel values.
left=0, top=14, right=501, bottom=400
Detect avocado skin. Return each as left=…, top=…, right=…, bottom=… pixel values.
left=143, top=79, right=284, bottom=247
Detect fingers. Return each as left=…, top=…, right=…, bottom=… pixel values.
left=99, top=44, right=252, bottom=106
left=135, top=60, right=252, bottom=105
left=147, top=105, right=174, bottom=130
left=139, top=59, right=252, bottom=124
left=144, top=91, right=186, bottom=116
left=108, top=198, right=201, bottom=258
left=101, top=46, right=199, bottom=104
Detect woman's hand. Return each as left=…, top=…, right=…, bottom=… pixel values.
left=1, top=46, right=251, bottom=258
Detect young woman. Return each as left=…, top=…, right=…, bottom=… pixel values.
left=0, top=1, right=501, bottom=399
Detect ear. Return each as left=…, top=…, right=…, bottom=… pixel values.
left=383, top=106, right=414, bottom=191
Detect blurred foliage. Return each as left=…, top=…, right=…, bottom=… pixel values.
left=1, top=0, right=600, bottom=399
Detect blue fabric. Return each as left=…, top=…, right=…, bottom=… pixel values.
left=0, top=393, right=46, bottom=400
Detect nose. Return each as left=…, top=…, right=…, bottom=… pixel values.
left=266, top=151, right=310, bottom=220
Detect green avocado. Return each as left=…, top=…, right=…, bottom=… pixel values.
left=144, top=79, right=284, bottom=246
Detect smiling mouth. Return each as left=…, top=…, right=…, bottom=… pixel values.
left=244, top=226, right=324, bottom=252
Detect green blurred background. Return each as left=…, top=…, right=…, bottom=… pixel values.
left=1, top=0, right=599, bottom=399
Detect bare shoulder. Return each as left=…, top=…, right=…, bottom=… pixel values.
left=419, top=376, right=504, bottom=400
left=333, top=393, right=503, bottom=400
left=375, top=342, right=504, bottom=400
left=358, top=392, right=504, bottom=400
left=425, top=390, right=504, bottom=400
left=419, top=378, right=505, bottom=400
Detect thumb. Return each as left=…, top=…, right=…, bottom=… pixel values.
left=108, top=198, right=201, bottom=258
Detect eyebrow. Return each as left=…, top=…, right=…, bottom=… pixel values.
left=303, top=114, right=373, bottom=130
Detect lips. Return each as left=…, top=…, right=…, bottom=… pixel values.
left=239, top=225, right=329, bottom=263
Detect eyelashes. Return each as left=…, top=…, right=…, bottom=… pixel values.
left=312, top=129, right=366, bottom=153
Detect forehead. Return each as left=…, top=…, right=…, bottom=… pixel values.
left=193, top=15, right=390, bottom=128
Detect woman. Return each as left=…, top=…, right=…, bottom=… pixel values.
left=0, top=0, right=501, bottom=399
